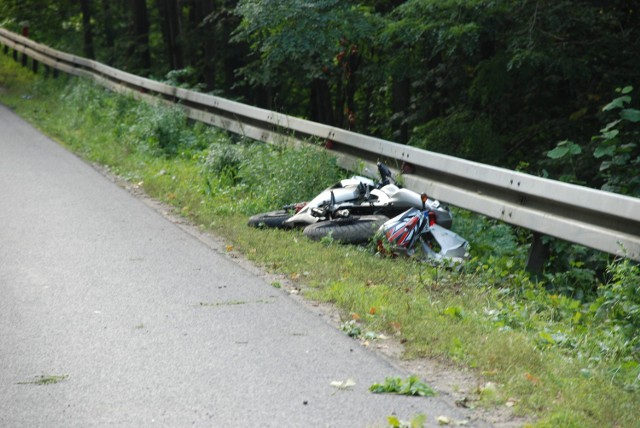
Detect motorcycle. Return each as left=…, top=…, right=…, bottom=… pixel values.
left=248, top=162, right=453, bottom=244
left=376, top=193, right=470, bottom=263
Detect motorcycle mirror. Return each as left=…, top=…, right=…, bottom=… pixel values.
left=377, top=162, right=393, bottom=181
left=421, top=193, right=428, bottom=210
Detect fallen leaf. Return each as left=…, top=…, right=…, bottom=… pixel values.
left=225, top=245, right=233, bottom=252
left=351, top=313, right=361, bottom=321
left=455, top=397, right=471, bottom=408
left=369, top=307, right=377, bottom=315
left=330, top=378, right=356, bottom=390
left=437, top=416, right=451, bottom=425
left=505, top=398, right=518, bottom=407
left=524, top=372, right=540, bottom=385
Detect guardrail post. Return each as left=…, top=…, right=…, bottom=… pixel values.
left=32, top=58, right=39, bottom=74
left=526, top=232, right=550, bottom=277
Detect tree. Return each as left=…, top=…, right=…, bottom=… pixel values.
left=232, top=0, right=381, bottom=126
left=127, top=0, right=152, bottom=74
left=156, top=0, right=184, bottom=71
left=79, top=0, right=95, bottom=59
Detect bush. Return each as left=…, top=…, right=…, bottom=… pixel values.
left=235, top=142, right=345, bottom=213
left=593, top=259, right=640, bottom=354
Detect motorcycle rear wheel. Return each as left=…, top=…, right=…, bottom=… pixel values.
left=303, top=215, right=389, bottom=245
left=247, top=210, right=292, bottom=228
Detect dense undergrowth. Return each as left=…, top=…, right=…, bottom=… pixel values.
left=0, top=55, right=638, bottom=427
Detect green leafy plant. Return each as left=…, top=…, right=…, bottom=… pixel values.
left=546, top=86, right=640, bottom=196
left=370, top=375, right=436, bottom=397
left=340, top=319, right=362, bottom=338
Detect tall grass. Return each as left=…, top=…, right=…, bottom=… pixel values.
left=1, top=53, right=638, bottom=427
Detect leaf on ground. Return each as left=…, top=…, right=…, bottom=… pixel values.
left=330, top=378, right=356, bottom=390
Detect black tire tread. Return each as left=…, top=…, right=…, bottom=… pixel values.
left=303, top=215, right=389, bottom=244
left=247, top=210, right=292, bottom=228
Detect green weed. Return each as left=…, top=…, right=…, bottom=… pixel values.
left=370, top=375, right=436, bottom=397
left=18, top=374, right=69, bottom=385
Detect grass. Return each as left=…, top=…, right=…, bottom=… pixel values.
left=18, top=374, right=69, bottom=386
left=1, top=52, right=638, bottom=427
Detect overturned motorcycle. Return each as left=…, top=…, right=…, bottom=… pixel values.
left=247, top=162, right=453, bottom=245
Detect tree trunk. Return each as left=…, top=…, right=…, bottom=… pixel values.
left=220, top=2, right=243, bottom=97
left=189, top=0, right=216, bottom=91
left=100, top=0, right=115, bottom=64
left=391, top=78, right=410, bottom=143
left=310, top=78, right=334, bottom=125
left=156, top=0, right=184, bottom=70
left=129, top=0, right=151, bottom=74
left=79, top=0, right=95, bottom=59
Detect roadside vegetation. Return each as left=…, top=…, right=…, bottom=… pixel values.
left=1, top=54, right=638, bottom=427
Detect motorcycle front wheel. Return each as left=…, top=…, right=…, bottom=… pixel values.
left=247, top=210, right=293, bottom=228
left=303, top=215, right=389, bottom=245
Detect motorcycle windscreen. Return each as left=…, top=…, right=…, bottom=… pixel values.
left=428, top=224, right=469, bottom=259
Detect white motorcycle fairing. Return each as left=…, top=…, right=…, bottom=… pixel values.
left=284, top=176, right=376, bottom=226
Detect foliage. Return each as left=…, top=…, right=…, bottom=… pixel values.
left=545, top=86, right=640, bottom=196
left=232, top=0, right=382, bottom=126
left=162, top=67, right=207, bottom=91
left=128, top=104, right=198, bottom=157
left=386, top=413, right=426, bottom=428
left=232, top=0, right=378, bottom=84
left=231, top=142, right=345, bottom=213
left=369, top=375, right=436, bottom=397
left=409, top=110, right=506, bottom=163
left=591, top=258, right=640, bottom=360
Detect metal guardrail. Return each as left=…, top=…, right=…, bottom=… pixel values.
left=2, top=27, right=639, bottom=263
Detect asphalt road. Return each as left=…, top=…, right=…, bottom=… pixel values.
left=0, top=104, right=487, bottom=427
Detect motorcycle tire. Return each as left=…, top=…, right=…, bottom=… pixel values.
left=303, top=215, right=389, bottom=245
left=247, top=210, right=292, bottom=228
